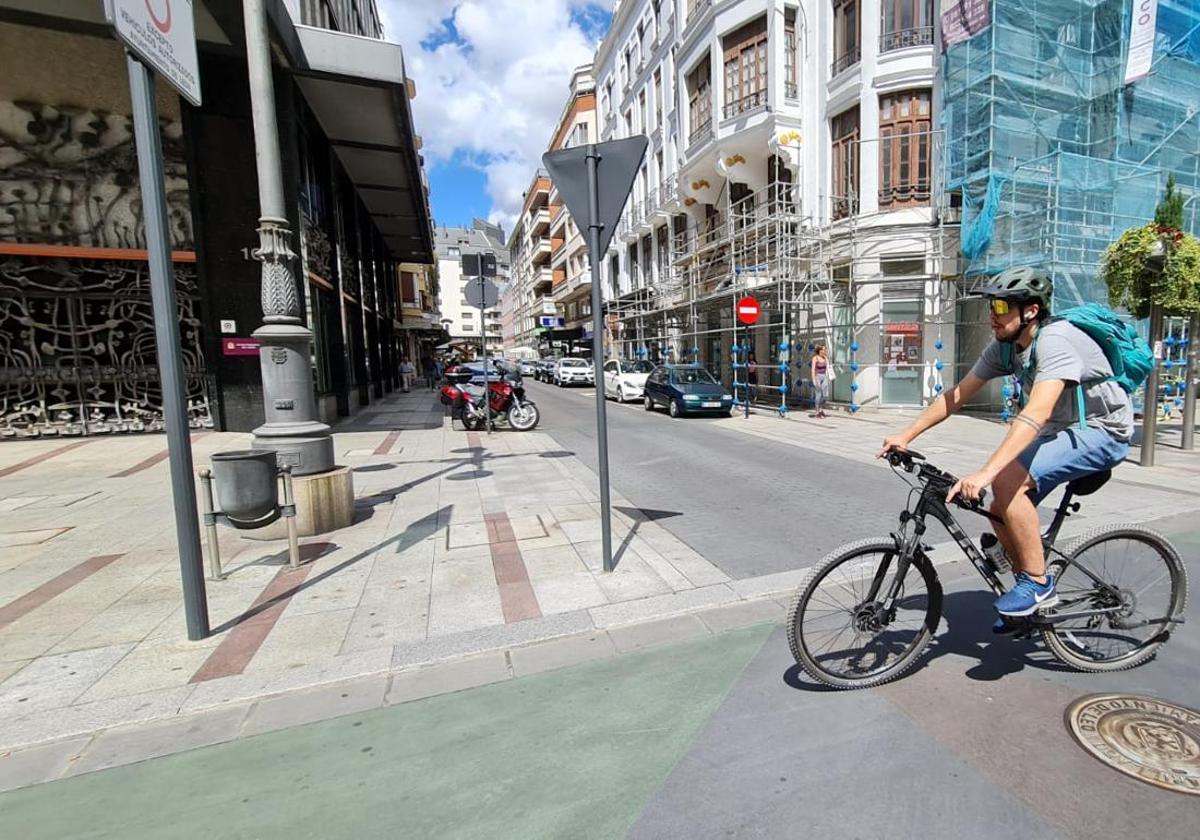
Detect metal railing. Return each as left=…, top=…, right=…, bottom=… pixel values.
left=722, top=90, right=767, bottom=120
left=784, top=80, right=798, bottom=100
left=880, top=26, right=934, bottom=53
left=688, top=116, right=712, bottom=147
left=830, top=47, right=861, bottom=77
left=660, top=178, right=677, bottom=206
left=645, top=186, right=659, bottom=216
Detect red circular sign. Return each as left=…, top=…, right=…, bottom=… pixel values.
left=736, top=296, right=760, bottom=325
left=146, top=1, right=173, bottom=34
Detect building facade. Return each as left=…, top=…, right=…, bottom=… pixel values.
left=591, top=0, right=951, bottom=410
left=0, top=0, right=435, bottom=437
left=435, top=220, right=508, bottom=359
left=506, top=65, right=600, bottom=360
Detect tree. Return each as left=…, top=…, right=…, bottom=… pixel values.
left=1154, top=174, right=1185, bottom=229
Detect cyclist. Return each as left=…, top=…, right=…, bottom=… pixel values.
left=877, top=267, right=1132, bottom=628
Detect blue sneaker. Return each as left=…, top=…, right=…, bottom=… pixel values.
left=995, top=572, right=1058, bottom=617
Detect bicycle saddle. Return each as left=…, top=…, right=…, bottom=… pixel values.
left=1065, top=469, right=1112, bottom=497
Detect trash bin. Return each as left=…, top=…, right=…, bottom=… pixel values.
left=210, top=450, right=280, bottom=527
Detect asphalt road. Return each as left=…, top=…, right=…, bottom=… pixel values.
left=525, top=379, right=945, bottom=579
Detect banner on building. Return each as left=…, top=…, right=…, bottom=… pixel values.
left=1124, top=0, right=1159, bottom=84
left=941, top=0, right=991, bottom=51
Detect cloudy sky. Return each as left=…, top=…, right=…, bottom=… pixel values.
left=377, top=1, right=614, bottom=236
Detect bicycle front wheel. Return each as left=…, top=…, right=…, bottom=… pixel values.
left=1042, top=525, right=1188, bottom=672
left=786, top=539, right=943, bottom=690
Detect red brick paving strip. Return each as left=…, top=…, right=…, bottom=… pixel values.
left=373, top=430, right=401, bottom=456
left=0, top=554, right=124, bottom=631
left=0, top=440, right=93, bottom=479
left=108, top=431, right=212, bottom=478
left=484, top=513, right=542, bottom=623
left=189, top=562, right=314, bottom=683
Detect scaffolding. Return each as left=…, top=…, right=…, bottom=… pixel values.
left=604, top=130, right=960, bottom=412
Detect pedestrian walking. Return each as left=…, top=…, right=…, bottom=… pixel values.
left=810, top=343, right=831, bottom=418
left=746, top=351, right=759, bottom=404
left=422, top=355, right=437, bottom=389
left=399, top=357, right=416, bottom=392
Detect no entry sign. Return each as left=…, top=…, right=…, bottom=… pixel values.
left=736, top=297, right=761, bottom=325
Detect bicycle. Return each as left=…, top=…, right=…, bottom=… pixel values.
left=786, top=448, right=1188, bottom=689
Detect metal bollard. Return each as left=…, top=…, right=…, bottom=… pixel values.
left=280, top=466, right=300, bottom=570
left=198, top=469, right=225, bottom=581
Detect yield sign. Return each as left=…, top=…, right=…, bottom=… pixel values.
left=736, top=296, right=761, bottom=325
left=542, top=136, right=648, bottom=258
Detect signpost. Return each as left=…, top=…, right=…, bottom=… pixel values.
left=104, top=0, right=208, bottom=639
left=544, top=136, right=647, bottom=573
left=462, top=253, right=499, bottom=433
left=737, top=297, right=760, bottom=419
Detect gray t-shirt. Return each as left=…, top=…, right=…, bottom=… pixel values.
left=970, top=321, right=1133, bottom=441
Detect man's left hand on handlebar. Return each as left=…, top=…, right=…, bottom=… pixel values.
left=946, top=469, right=993, bottom=505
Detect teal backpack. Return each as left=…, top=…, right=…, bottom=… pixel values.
left=1009, top=303, right=1154, bottom=430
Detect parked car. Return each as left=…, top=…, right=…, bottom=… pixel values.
left=643, top=364, right=733, bottom=418
left=518, top=359, right=537, bottom=377
left=602, top=358, right=654, bottom=402
left=553, top=357, right=594, bottom=387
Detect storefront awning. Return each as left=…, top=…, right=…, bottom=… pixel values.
left=289, top=23, right=434, bottom=264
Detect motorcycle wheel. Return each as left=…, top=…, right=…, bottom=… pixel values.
left=507, top=402, right=540, bottom=431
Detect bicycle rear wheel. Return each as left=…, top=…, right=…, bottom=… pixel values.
left=1042, top=525, right=1188, bottom=672
left=786, top=538, right=943, bottom=690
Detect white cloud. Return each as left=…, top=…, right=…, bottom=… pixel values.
left=377, top=1, right=609, bottom=233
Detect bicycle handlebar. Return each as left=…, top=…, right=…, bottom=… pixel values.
left=884, top=447, right=998, bottom=521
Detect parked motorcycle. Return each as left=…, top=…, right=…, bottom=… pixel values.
left=440, top=375, right=540, bottom=431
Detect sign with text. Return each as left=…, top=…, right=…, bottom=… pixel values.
left=105, top=0, right=202, bottom=106
left=940, top=0, right=991, bottom=51
left=1124, top=0, right=1159, bottom=84
left=222, top=338, right=261, bottom=357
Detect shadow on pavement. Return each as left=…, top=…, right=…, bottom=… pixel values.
left=781, top=588, right=1075, bottom=693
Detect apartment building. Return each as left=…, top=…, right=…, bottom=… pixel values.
left=435, top=221, right=509, bottom=358
left=594, top=0, right=952, bottom=409
left=506, top=66, right=599, bottom=360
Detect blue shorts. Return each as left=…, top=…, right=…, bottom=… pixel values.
left=1017, top=427, right=1130, bottom=505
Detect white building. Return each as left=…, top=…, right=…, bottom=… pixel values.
left=435, top=220, right=508, bottom=358
left=594, top=0, right=955, bottom=409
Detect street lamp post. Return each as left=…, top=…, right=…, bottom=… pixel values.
left=244, top=0, right=334, bottom=475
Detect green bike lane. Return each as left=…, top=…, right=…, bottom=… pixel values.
left=4, top=522, right=1198, bottom=839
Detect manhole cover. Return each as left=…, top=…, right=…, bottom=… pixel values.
left=1066, top=693, right=1200, bottom=795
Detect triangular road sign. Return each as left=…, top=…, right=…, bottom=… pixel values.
left=543, top=136, right=648, bottom=258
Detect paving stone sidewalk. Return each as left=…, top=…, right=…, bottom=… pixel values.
left=0, top=390, right=803, bottom=757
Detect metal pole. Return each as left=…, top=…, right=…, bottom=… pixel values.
left=481, top=276, right=492, bottom=433
left=744, top=323, right=751, bottom=419
left=1141, top=302, right=1164, bottom=467
left=198, top=470, right=223, bottom=581
left=126, top=54, right=209, bottom=640
left=586, top=145, right=615, bottom=573
left=244, top=0, right=334, bottom=475
left=1183, top=312, right=1198, bottom=451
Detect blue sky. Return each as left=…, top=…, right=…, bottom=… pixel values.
left=379, top=1, right=614, bottom=233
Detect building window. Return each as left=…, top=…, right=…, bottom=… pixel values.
left=784, top=8, right=798, bottom=100
left=447, top=246, right=460, bottom=257
left=654, top=68, right=663, bottom=127
left=879, top=89, right=931, bottom=208
left=831, top=106, right=859, bottom=220
left=880, top=0, right=934, bottom=53
left=832, top=0, right=860, bottom=76
left=722, top=16, right=768, bottom=119
left=687, top=60, right=712, bottom=146
left=639, top=89, right=647, bottom=133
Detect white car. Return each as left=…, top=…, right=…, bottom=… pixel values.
left=603, top=359, right=654, bottom=401
left=554, top=357, right=594, bottom=386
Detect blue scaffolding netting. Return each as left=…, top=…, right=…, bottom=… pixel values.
left=941, top=0, right=1200, bottom=309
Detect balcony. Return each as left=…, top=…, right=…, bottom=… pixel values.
left=532, top=268, right=553, bottom=295
left=831, top=47, right=861, bottom=77
left=645, top=186, right=658, bottom=217
left=531, top=236, right=552, bottom=267
left=530, top=206, right=551, bottom=236
left=785, top=80, right=798, bottom=100
left=722, top=90, right=767, bottom=120
left=536, top=295, right=557, bottom=316
left=686, top=0, right=711, bottom=28
left=688, top=117, right=712, bottom=148
left=659, top=178, right=677, bottom=209
left=880, top=26, right=934, bottom=54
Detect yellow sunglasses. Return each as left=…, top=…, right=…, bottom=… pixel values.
left=989, top=298, right=1012, bottom=316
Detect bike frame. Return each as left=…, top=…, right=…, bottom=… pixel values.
left=874, top=458, right=1123, bottom=628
